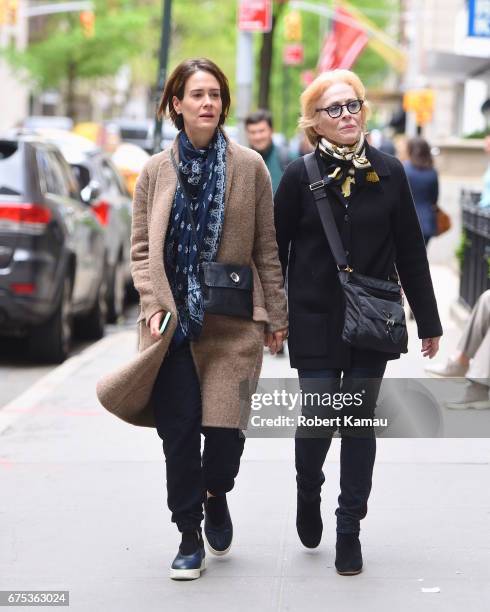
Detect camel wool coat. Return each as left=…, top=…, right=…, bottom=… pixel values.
left=96, top=132, right=288, bottom=429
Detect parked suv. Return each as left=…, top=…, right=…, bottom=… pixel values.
left=0, top=137, right=107, bottom=362
left=22, top=129, right=134, bottom=322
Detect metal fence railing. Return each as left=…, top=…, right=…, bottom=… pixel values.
left=460, top=190, right=490, bottom=309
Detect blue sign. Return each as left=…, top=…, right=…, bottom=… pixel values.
left=468, top=0, right=490, bottom=37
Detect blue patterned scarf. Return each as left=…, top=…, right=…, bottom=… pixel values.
left=165, top=129, right=227, bottom=341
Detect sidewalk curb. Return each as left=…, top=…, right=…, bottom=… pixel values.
left=0, top=330, right=135, bottom=436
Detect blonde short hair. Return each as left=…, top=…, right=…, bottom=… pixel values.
left=299, top=69, right=369, bottom=146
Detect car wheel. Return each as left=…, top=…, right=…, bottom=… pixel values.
left=75, top=275, right=107, bottom=340
left=29, top=276, right=73, bottom=364
left=106, top=259, right=126, bottom=323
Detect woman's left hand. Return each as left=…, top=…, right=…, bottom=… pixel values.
left=264, top=327, right=288, bottom=355
left=421, top=337, right=440, bottom=359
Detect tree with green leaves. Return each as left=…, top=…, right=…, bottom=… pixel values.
left=2, top=0, right=399, bottom=134
left=4, top=0, right=154, bottom=119
left=259, top=0, right=400, bottom=137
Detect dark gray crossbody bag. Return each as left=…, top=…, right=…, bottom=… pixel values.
left=170, top=151, right=253, bottom=319
left=304, top=152, right=408, bottom=354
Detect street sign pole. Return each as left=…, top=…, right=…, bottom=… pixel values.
left=236, top=30, right=254, bottom=145
left=282, top=64, right=290, bottom=136
left=236, top=0, right=272, bottom=145
left=153, top=0, right=172, bottom=154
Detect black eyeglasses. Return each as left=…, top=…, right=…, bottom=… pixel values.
left=315, top=99, right=364, bottom=119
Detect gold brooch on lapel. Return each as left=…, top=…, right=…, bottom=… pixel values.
left=366, top=171, right=380, bottom=183
left=341, top=176, right=355, bottom=198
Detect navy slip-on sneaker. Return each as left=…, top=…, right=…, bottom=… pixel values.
left=170, top=531, right=206, bottom=580
left=203, top=495, right=233, bottom=556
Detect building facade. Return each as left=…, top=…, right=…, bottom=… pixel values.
left=0, top=0, right=29, bottom=131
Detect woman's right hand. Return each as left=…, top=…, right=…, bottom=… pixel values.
left=264, top=327, right=288, bottom=355
left=149, top=311, right=165, bottom=339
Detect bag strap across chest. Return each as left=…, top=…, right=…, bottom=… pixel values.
left=303, top=152, right=352, bottom=272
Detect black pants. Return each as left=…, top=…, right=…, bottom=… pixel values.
left=152, top=341, right=245, bottom=532
left=295, top=363, right=386, bottom=535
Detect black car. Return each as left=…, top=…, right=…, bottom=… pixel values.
left=27, top=130, right=134, bottom=322
left=0, top=137, right=107, bottom=362
left=104, top=117, right=179, bottom=153
left=104, top=118, right=154, bottom=154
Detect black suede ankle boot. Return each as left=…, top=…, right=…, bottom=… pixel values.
left=296, top=492, right=323, bottom=548
left=335, top=533, right=363, bottom=575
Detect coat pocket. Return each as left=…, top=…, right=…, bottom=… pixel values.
left=135, top=301, right=145, bottom=324
left=138, top=319, right=159, bottom=351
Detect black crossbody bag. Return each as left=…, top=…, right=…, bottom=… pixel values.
left=170, top=151, right=253, bottom=319
left=304, top=152, right=408, bottom=354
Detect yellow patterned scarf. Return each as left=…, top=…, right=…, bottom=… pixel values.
left=318, top=133, right=371, bottom=169
left=318, top=133, right=377, bottom=199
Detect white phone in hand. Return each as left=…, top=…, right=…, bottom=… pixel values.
left=159, top=312, right=172, bottom=335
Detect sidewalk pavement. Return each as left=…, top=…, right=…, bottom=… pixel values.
left=1, top=265, right=490, bottom=612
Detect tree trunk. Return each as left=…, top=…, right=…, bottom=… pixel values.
left=66, top=61, right=77, bottom=120
left=257, top=4, right=286, bottom=110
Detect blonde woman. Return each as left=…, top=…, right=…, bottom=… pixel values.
left=274, top=70, right=442, bottom=575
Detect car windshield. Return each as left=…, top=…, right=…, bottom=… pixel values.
left=120, top=127, right=149, bottom=140
left=0, top=142, right=24, bottom=196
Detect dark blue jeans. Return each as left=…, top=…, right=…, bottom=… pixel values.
left=152, top=341, right=245, bottom=532
left=295, top=363, right=386, bottom=534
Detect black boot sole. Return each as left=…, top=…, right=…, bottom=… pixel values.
left=336, top=566, right=363, bottom=576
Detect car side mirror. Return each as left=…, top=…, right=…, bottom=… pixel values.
left=81, top=180, right=101, bottom=204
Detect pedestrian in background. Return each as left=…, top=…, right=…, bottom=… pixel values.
left=367, top=128, right=397, bottom=156
left=426, top=289, right=490, bottom=409
left=98, top=57, right=287, bottom=580
left=274, top=69, right=442, bottom=576
left=245, top=109, right=291, bottom=193
left=245, top=109, right=293, bottom=357
left=403, top=137, right=439, bottom=246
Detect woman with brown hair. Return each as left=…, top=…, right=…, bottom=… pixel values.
left=404, top=137, right=439, bottom=246
left=274, top=69, right=442, bottom=575
left=97, top=58, right=287, bottom=580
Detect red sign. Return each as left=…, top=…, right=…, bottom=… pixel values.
left=238, top=0, right=272, bottom=33
left=301, top=70, right=315, bottom=86
left=283, top=43, right=304, bottom=66
left=318, top=7, right=368, bottom=72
